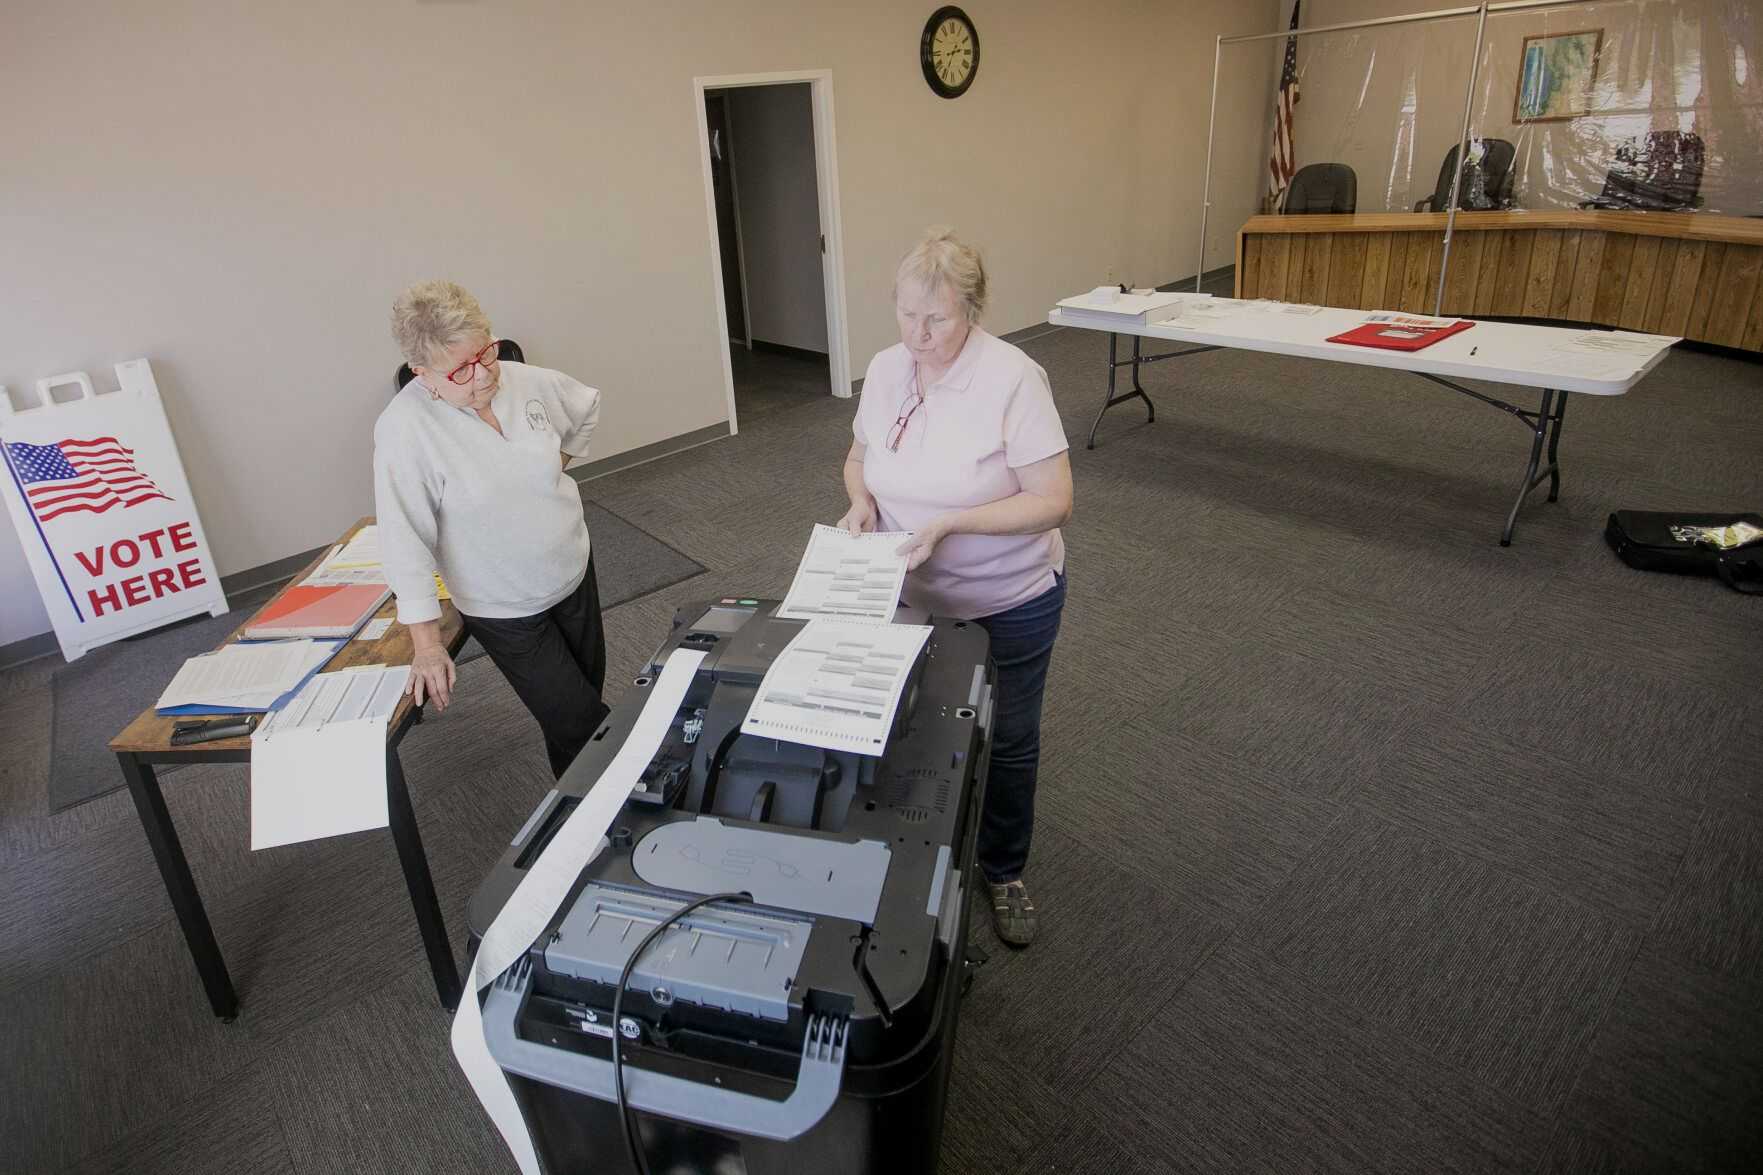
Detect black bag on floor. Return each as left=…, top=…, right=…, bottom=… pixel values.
left=1604, top=511, right=1763, bottom=594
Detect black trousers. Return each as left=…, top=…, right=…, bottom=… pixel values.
left=460, top=556, right=610, bottom=779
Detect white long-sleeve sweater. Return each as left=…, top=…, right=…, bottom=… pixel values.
left=372, top=361, right=601, bottom=624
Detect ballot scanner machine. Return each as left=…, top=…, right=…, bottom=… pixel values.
left=467, top=597, right=993, bottom=1174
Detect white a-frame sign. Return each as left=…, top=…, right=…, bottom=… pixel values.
left=0, top=360, right=227, bottom=661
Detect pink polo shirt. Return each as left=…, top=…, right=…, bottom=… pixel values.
left=854, top=327, right=1069, bottom=620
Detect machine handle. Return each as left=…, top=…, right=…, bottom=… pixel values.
left=481, top=962, right=847, bottom=1141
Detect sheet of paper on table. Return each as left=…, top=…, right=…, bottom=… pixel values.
left=741, top=618, right=932, bottom=756
left=355, top=618, right=395, bottom=642
left=250, top=664, right=411, bottom=850
left=1558, top=331, right=1678, bottom=357
left=777, top=523, right=913, bottom=622
left=156, top=639, right=339, bottom=710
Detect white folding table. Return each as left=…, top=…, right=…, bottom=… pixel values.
left=1047, top=300, right=1677, bottom=545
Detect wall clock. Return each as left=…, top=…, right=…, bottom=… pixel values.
left=921, top=7, right=979, bottom=99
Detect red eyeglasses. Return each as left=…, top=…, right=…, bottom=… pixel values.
left=888, top=380, right=925, bottom=452
left=441, top=339, right=500, bottom=386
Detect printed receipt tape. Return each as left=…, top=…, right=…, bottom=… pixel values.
left=451, top=648, right=708, bottom=1175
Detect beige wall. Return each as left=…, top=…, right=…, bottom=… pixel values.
left=1, top=0, right=1278, bottom=648
left=1283, top=0, right=1763, bottom=213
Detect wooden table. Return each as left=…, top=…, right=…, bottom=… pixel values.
left=1235, top=210, right=1763, bottom=352
left=109, top=517, right=466, bottom=1019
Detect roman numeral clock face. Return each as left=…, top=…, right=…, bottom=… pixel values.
left=920, top=7, right=979, bottom=99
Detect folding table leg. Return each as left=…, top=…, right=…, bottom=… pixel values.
left=385, top=746, right=462, bottom=1010
left=1087, top=332, right=1159, bottom=450
left=1500, top=387, right=1556, bottom=547
left=1545, top=390, right=1569, bottom=502
left=117, top=752, right=239, bottom=1020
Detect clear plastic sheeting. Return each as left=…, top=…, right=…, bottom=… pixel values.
left=1199, top=12, right=1478, bottom=279
left=1277, top=16, right=1480, bottom=215
left=1198, top=1, right=1763, bottom=312
left=1469, top=0, right=1762, bottom=215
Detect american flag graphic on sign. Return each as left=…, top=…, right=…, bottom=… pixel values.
left=1269, top=1, right=1302, bottom=204
left=4, top=437, right=172, bottom=523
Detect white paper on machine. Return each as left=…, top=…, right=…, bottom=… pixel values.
left=741, top=617, right=932, bottom=756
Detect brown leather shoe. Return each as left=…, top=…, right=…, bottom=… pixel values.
left=988, top=879, right=1038, bottom=947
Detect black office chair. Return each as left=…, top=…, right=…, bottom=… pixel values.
left=1580, top=131, right=1704, bottom=212
left=394, top=338, right=526, bottom=394
left=1414, top=138, right=1516, bottom=211
left=1282, top=163, right=1357, bottom=214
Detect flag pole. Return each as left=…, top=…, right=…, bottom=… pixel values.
left=1196, top=34, right=1223, bottom=293
left=1435, top=2, right=1489, bottom=315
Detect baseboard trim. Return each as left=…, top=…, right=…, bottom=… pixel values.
left=570, top=420, right=732, bottom=483
left=0, top=421, right=736, bottom=671
left=749, top=339, right=830, bottom=363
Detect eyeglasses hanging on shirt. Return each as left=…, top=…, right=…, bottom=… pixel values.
left=888, top=373, right=926, bottom=452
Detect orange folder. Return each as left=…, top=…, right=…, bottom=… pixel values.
left=243, top=584, right=391, bottom=640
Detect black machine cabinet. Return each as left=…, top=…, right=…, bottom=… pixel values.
left=467, top=597, right=994, bottom=1174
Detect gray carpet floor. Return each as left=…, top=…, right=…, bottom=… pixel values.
left=1, top=321, right=1760, bottom=1174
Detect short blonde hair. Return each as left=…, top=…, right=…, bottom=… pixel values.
left=390, top=280, right=493, bottom=368
left=894, top=227, right=987, bottom=322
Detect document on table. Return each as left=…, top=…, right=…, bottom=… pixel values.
left=1533, top=331, right=1678, bottom=380
left=777, top=523, right=914, bottom=621
left=741, top=618, right=932, bottom=756
left=302, top=526, right=388, bottom=586
left=1159, top=297, right=1248, bottom=325
left=156, top=639, right=339, bottom=710
left=250, top=664, right=411, bottom=850
left=355, top=618, right=394, bottom=642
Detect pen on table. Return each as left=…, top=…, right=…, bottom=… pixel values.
left=1469, top=346, right=1478, bottom=356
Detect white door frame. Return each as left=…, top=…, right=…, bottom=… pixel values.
left=693, top=69, right=853, bottom=437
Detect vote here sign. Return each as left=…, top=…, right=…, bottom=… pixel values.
left=1, top=360, right=227, bottom=661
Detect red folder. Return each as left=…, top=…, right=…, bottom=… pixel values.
left=243, top=584, right=390, bottom=639
left=1327, top=319, right=1475, bottom=351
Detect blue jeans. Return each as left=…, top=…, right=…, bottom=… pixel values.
left=973, top=571, right=1066, bottom=883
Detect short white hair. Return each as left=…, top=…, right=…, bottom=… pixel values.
left=894, top=227, right=987, bottom=322
left=390, top=280, right=492, bottom=368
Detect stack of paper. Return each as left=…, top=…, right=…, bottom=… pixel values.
left=778, top=523, right=912, bottom=622
left=156, top=639, right=341, bottom=714
left=251, top=664, right=411, bottom=850
left=1054, top=289, right=1192, bottom=327
left=304, top=527, right=388, bottom=587
left=305, top=526, right=450, bottom=599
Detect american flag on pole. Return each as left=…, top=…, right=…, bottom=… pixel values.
left=4, top=437, right=172, bottom=523
left=1269, top=1, right=1302, bottom=206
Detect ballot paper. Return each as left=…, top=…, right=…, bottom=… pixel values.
left=778, top=523, right=914, bottom=621
left=741, top=618, right=932, bottom=756
left=250, top=664, right=411, bottom=850
left=156, top=639, right=339, bottom=711
left=453, top=648, right=707, bottom=1175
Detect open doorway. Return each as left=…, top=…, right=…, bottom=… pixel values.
left=695, top=71, right=851, bottom=434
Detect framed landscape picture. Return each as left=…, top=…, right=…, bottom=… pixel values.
left=1513, top=29, right=1603, bottom=122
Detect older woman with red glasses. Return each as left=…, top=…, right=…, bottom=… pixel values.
left=374, top=280, right=607, bottom=779
left=836, top=229, right=1073, bottom=947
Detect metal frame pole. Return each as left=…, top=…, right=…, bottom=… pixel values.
left=1195, top=35, right=1223, bottom=293
left=1435, top=2, right=1490, bottom=315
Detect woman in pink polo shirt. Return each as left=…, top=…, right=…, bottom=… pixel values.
left=837, top=228, right=1073, bottom=948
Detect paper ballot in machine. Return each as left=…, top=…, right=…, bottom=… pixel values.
left=467, top=598, right=993, bottom=1174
